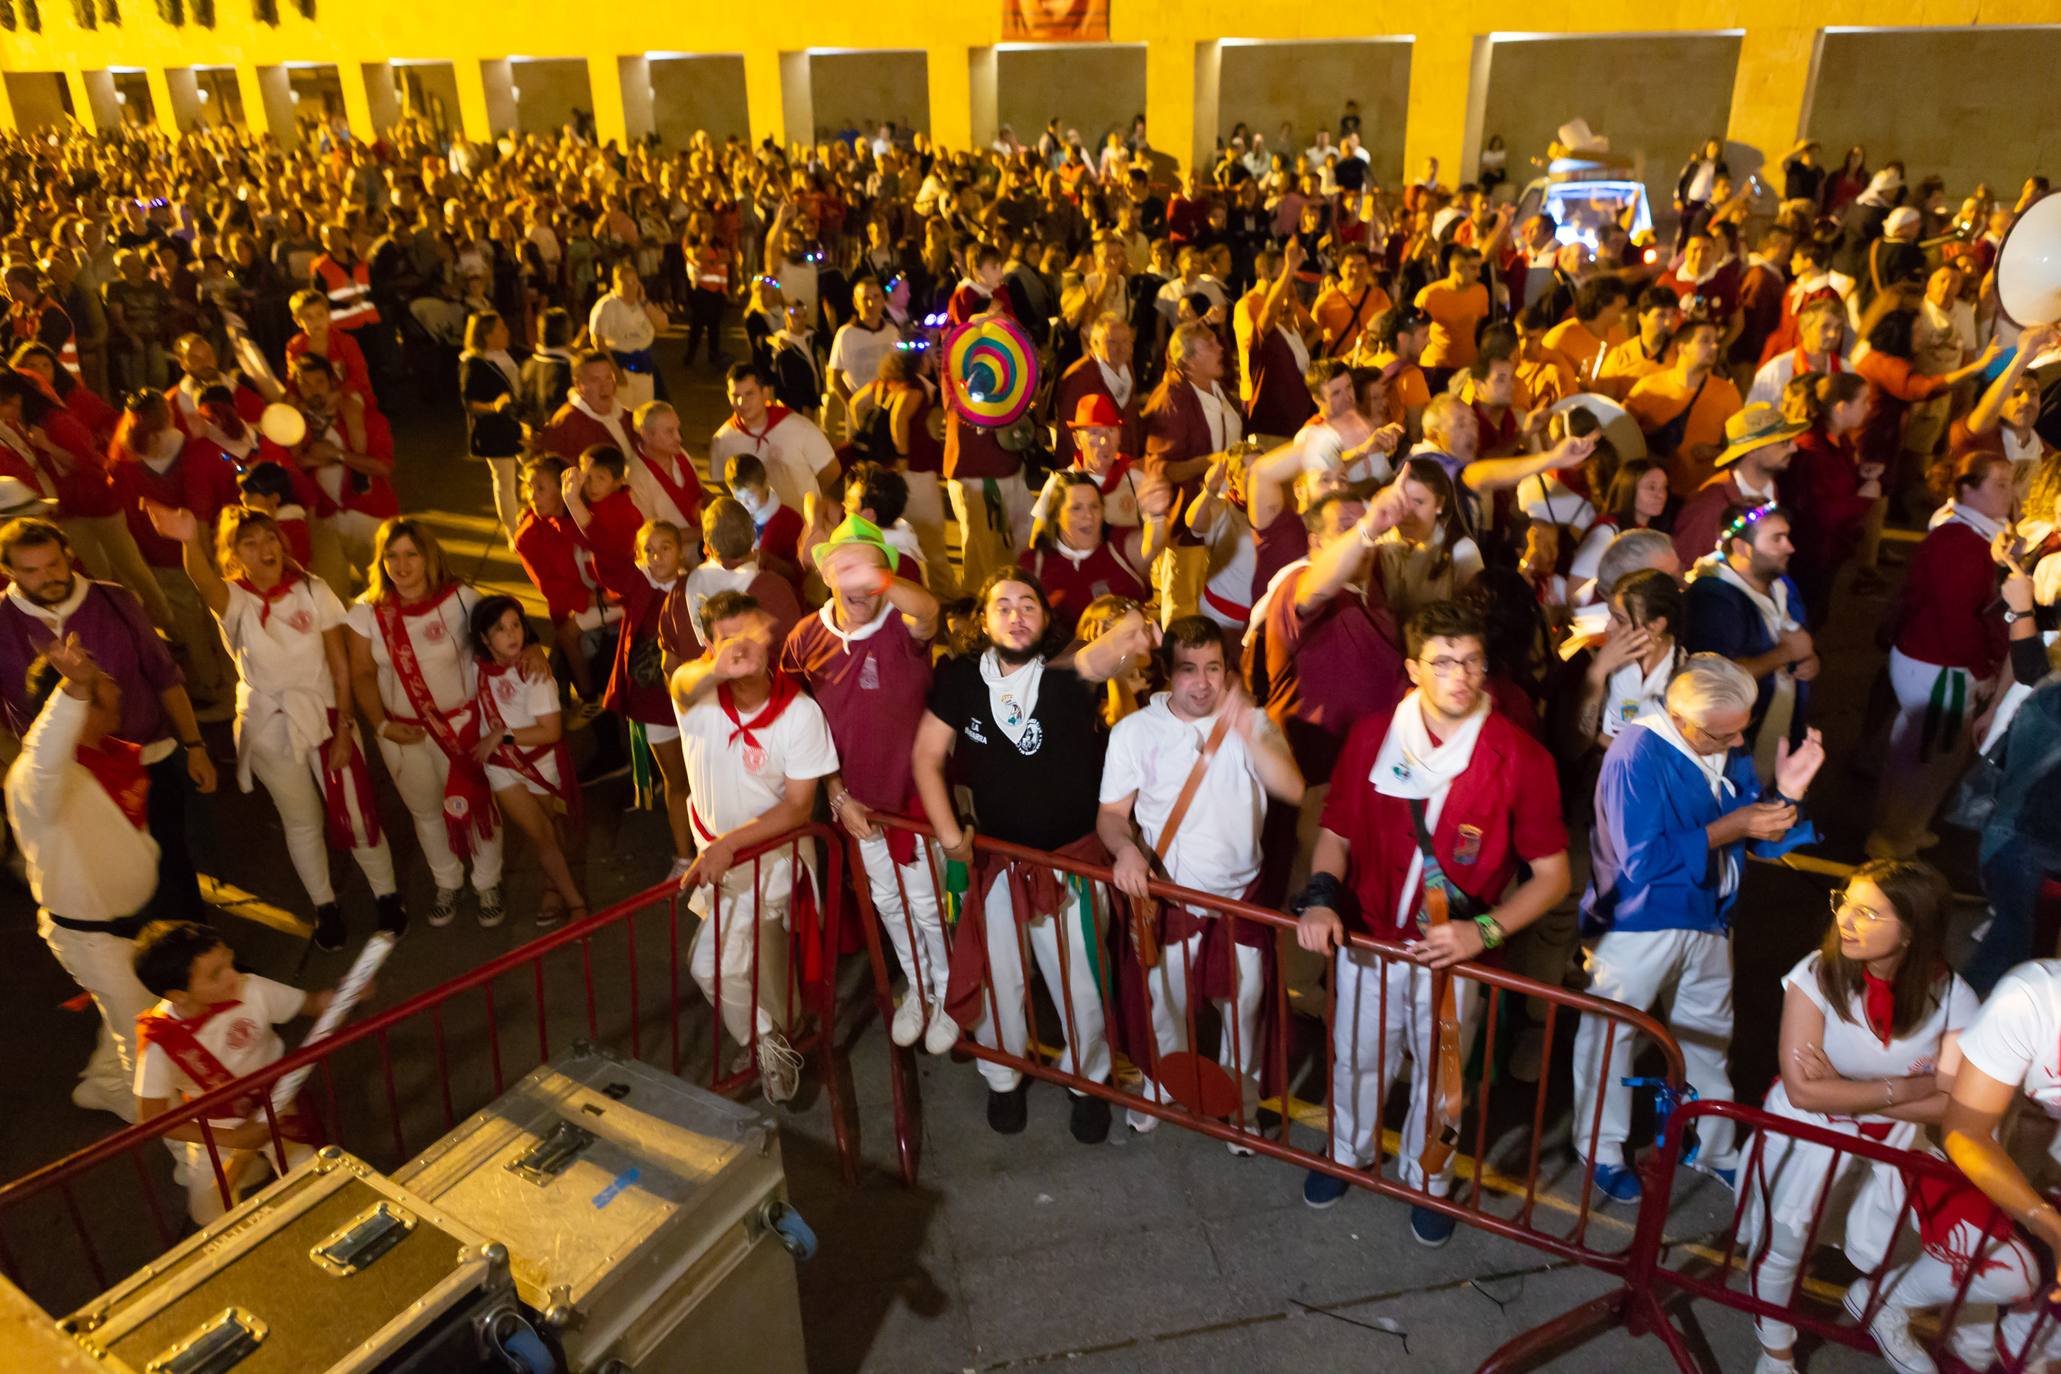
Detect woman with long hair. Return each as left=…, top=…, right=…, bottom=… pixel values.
left=344, top=518, right=509, bottom=929
left=1021, top=471, right=1159, bottom=641
left=147, top=501, right=399, bottom=949
left=1824, top=144, right=1869, bottom=216
left=1569, top=457, right=1674, bottom=584
left=459, top=311, right=525, bottom=539
left=1375, top=456, right=1482, bottom=621
left=1779, top=370, right=1879, bottom=628
left=1743, top=859, right=1986, bottom=1374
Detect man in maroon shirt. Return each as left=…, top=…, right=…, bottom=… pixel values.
left=1144, top=321, right=1244, bottom=621
left=781, top=516, right=953, bottom=1055
left=1292, top=600, right=1570, bottom=1242
left=1053, top=314, right=1138, bottom=470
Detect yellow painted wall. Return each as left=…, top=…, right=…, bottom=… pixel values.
left=3, top=72, right=69, bottom=132
left=995, top=45, right=1145, bottom=153
left=809, top=51, right=928, bottom=143
left=1216, top=39, right=1410, bottom=187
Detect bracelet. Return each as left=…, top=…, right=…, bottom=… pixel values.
left=1884, top=1078, right=1897, bottom=1108
left=1474, top=914, right=1506, bottom=951
left=1771, top=790, right=1801, bottom=808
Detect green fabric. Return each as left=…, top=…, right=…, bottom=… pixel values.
left=628, top=719, right=656, bottom=811
left=1073, top=874, right=1105, bottom=998
left=943, top=859, right=969, bottom=928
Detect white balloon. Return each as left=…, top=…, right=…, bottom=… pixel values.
left=259, top=403, right=306, bottom=449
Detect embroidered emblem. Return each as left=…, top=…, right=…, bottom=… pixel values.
left=224, top=1018, right=258, bottom=1054
left=1454, top=824, right=1484, bottom=865
left=742, top=742, right=767, bottom=774
left=1016, top=719, right=1044, bottom=755
left=859, top=653, right=880, bottom=691
left=285, top=609, right=313, bottom=634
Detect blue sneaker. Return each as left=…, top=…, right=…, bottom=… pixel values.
left=1410, top=1204, right=1456, bottom=1247
left=1592, top=1161, right=1643, bottom=1203
left=1697, top=1163, right=1737, bottom=1191
left=1302, top=1169, right=1350, bottom=1210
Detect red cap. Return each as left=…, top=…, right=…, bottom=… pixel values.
left=1067, top=393, right=1123, bottom=430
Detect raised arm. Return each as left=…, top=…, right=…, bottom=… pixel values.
left=145, top=503, right=228, bottom=618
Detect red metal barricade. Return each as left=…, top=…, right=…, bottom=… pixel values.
left=0, top=825, right=849, bottom=1317
left=843, top=812, right=1690, bottom=1278
left=1482, top=1097, right=2061, bottom=1372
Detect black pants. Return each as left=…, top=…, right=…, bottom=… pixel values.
left=684, top=289, right=726, bottom=365
left=140, top=749, right=206, bottom=923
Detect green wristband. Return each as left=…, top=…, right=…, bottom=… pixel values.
left=1474, top=914, right=1505, bottom=951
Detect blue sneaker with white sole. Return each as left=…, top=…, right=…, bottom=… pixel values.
left=1409, top=1204, right=1457, bottom=1247
left=1592, top=1160, right=1643, bottom=1203
left=1302, top=1169, right=1350, bottom=1209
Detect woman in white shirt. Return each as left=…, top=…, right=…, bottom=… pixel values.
left=1569, top=458, right=1675, bottom=585
left=469, top=596, right=586, bottom=927
left=149, top=503, right=398, bottom=952
left=1375, top=456, right=1481, bottom=623
left=1743, top=860, right=2002, bottom=1374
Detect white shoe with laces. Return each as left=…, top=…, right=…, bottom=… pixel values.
left=666, top=856, right=693, bottom=885
left=756, top=1032, right=803, bottom=1105
left=922, top=1002, right=959, bottom=1056
left=890, top=993, right=925, bottom=1048
left=1844, top=1281, right=1937, bottom=1374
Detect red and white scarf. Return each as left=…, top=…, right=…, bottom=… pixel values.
left=373, top=588, right=496, bottom=859
left=135, top=1000, right=315, bottom=1142
left=473, top=658, right=579, bottom=818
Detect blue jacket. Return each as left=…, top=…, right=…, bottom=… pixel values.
left=1683, top=572, right=1812, bottom=748
left=1582, top=722, right=1816, bottom=937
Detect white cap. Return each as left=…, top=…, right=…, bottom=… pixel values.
left=1884, top=207, right=1922, bottom=238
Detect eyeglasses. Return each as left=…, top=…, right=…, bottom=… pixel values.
left=1420, top=654, right=1487, bottom=680
left=1830, top=894, right=1896, bottom=926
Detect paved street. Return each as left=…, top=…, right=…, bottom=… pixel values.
left=0, top=331, right=1964, bottom=1371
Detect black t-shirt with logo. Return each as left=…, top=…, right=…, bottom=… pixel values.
left=927, top=655, right=1105, bottom=852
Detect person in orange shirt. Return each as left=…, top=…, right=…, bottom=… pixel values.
left=1514, top=301, right=1579, bottom=408
left=1311, top=245, right=1392, bottom=359
left=1542, top=278, right=1631, bottom=389
left=1413, top=244, right=1490, bottom=381
left=1624, top=317, right=1743, bottom=495
left=1595, top=287, right=1683, bottom=402
left=1361, top=305, right=1433, bottom=442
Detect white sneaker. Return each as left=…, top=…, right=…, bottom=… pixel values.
left=890, top=994, right=925, bottom=1047
left=922, top=1003, right=959, bottom=1056
left=756, top=1032, right=803, bottom=1106
left=427, top=886, right=461, bottom=928
left=71, top=1077, right=137, bottom=1122
left=1125, top=1107, right=1161, bottom=1135
left=1947, top=1320, right=1998, bottom=1372
left=1752, top=1354, right=1798, bottom=1374
left=1844, top=1281, right=1936, bottom=1374
left=666, top=856, right=693, bottom=884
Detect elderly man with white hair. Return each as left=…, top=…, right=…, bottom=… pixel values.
left=1571, top=654, right=1826, bottom=1203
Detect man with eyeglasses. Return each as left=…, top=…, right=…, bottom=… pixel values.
left=1291, top=600, right=1569, bottom=1246
left=1572, top=654, right=1824, bottom=1204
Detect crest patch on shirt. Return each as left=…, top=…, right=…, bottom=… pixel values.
left=1454, top=824, right=1484, bottom=865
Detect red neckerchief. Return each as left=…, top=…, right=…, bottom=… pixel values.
left=640, top=449, right=703, bottom=521
left=389, top=581, right=461, bottom=617
left=737, top=404, right=795, bottom=451
left=234, top=570, right=303, bottom=628
left=1862, top=970, right=1895, bottom=1048
left=76, top=736, right=149, bottom=829
left=372, top=592, right=496, bottom=859
left=1080, top=454, right=1135, bottom=496
left=718, top=671, right=800, bottom=751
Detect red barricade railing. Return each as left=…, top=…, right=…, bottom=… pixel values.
left=1482, top=1097, right=2061, bottom=1373
left=0, top=824, right=849, bottom=1317
left=843, top=813, right=1689, bottom=1276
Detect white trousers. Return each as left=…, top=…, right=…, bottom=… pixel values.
left=485, top=456, right=523, bottom=539
left=1571, top=927, right=1738, bottom=1170
left=183, top=1138, right=316, bottom=1225
left=947, top=470, right=1032, bottom=596
left=1328, top=949, right=1482, bottom=1195
left=1877, top=648, right=1978, bottom=850
left=687, top=878, right=792, bottom=1051
left=857, top=830, right=949, bottom=1007
left=373, top=734, right=504, bottom=893
left=40, top=914, right=155, bottom=1118
left=970, top=868, right=1111, bottom=1093
left=1138, top=925, right=1263, bottom=1120
left=901, top=470, right=954, bottom=598
left=244, top=721, right=395, bottom=908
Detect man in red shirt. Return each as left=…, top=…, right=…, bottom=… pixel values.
left=782, top=516, right=953, bottom=1054
left=1293, top=600, right=1570, bottom=1241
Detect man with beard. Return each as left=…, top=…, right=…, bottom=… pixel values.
left=168, top=333, right=268, bottom=438
left=284, top=355, right=397, bottom=572
left=911, top=570, right=1159, bottom=1143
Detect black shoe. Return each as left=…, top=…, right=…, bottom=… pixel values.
left=312, top=903, right=346, bottom=952
left=1069, top=1093, right=1111, bottom=1145
left=375, top=892, right=408, bottom=939
left=986, top=1083, right=1029, bottom=1135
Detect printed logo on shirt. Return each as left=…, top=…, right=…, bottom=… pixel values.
left=1015, top=719, right=1044, bottom=756
left=1454, top=824, right=1483, bottom=866
left=285, top=608, right=313, bottom=634
left=224, top=1018, right=259, bottom=1054
left=965, top=717, right=989, bottom=745
left=859, top=653, right=879, bottom=691
left=495, top=678, right=517, bottom=702
left=742, top=742, right=768, bottom=774
left=421, top=620, right=446, bottom=643
left=1617, top=699, right=1640, bottom=722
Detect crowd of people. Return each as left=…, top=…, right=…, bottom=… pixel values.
left=5, top=105, right=2061, bottom=1371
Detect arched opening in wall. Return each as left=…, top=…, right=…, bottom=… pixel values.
left=285, top=64, right=344, bottom=137
left=508, top=57, right=592, bottom=138
left=1479, top=31, right=1742, bottom=228
left=1217, top=37, right=1411, bottom=190
left=109, top=70, right=154, bottom=129
left=192, top=67, right=245, bottom=129
left=2, top=73, right=68, bottom=132
left=1810, top=26, right=2061, bottom=207
left=996, top=42, right=1144, bottom=166
left=648, top=54, right=750, bottom=148
left=807, top=50, right=928, bottom=146
left=392, top=60, right=460, bottom=142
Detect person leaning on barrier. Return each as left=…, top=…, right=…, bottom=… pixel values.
left=1572, top=654, right=1824, bottom=1206
left=1291, top=598, right=1570, bottom=1246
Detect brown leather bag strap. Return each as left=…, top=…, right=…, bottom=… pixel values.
left=1151, top=710, right=1236, bottom=867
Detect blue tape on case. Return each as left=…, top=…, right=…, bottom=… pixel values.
left=592, top=1167, right=640, bottom=1209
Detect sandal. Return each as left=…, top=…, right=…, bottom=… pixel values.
left=536, top=891, right=567, bottom=927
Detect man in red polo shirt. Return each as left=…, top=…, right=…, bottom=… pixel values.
left=1293, top=600, right=1569, bottom=1243
left=782, top=516, right=953, bottom=1055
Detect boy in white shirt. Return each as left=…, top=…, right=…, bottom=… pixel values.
left=132, top=920, right=342, bottom=1223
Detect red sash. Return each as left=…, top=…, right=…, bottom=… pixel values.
left=321, top=709, right=383, bottom=852
left=640, top=451, right=703, bottom=523
left=234, top=572, right=304, bottom=628
left=372, top=589, right=496, bottom=859
left=135, top=1001, right=315, bottom=1142
left=474, top=661, right=580, bottom=821
left=76, top=737, right=149, bottom=829
left=1201, top=585, right=1253, bottom=625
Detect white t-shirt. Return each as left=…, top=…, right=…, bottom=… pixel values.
left=1100, top=693, right=1272, bottom=903
left=481, top=668, right=563, bottom=794
left=1600, top=652, right=1677, bottom=742
left=710, top=412, right=835, bottom=515
left=135, top=973, right=307, bottom=1124
left=1768, top=952, right=1978, bottom=1122
left=220, top=578, right=349, bottom=760
left=1959, top=961, right=2061, bottom=1119
left=676, top=687, right=839, bottom=840
left=346, top=587, right=482, bottom=724
left=827, top=321, right=899, bottom=397
left=1198, top=502, right=1259, bottom=625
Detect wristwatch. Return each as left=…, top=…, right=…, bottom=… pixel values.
left=2004, top=607, right=2034, bottom=625
left=501, top=732, right=515, bottom=746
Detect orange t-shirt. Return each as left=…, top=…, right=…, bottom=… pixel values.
left=1625, top=369, right=1744, bottom=495
left=1414, top=280, right=1490, bottom=368
left=1367, top=350, right=1434, bottom=425
left=1541, top=318, right=1627, bottom=386
left=1312, top=283, right=1393, bottom=356
left=1515, top=350, right=1577, bottom=408
left=1594, top=335, right=1672, bottom=402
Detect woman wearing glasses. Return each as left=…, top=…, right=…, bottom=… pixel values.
left=1742, top=859, right=1990, bottom=1374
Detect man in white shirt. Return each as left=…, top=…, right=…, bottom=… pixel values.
left=1098, top=618, right=1304, bottom=1140
left=1746, top=298, right=1848, bottom=409
left=4, top=635, right=161, bottom=1121
left=587, top=263, right=663, bottom=411
left=710, top=363, right=839, bottom=517
left=670, top=589, right=839, bottom=1105
left=826, top=280, right=899, bottom=440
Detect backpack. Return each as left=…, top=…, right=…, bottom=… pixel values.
left=851, top=398, right=899, bottom=468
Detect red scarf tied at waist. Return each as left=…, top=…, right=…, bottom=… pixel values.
left=77, top=736, right=149, bottom=830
